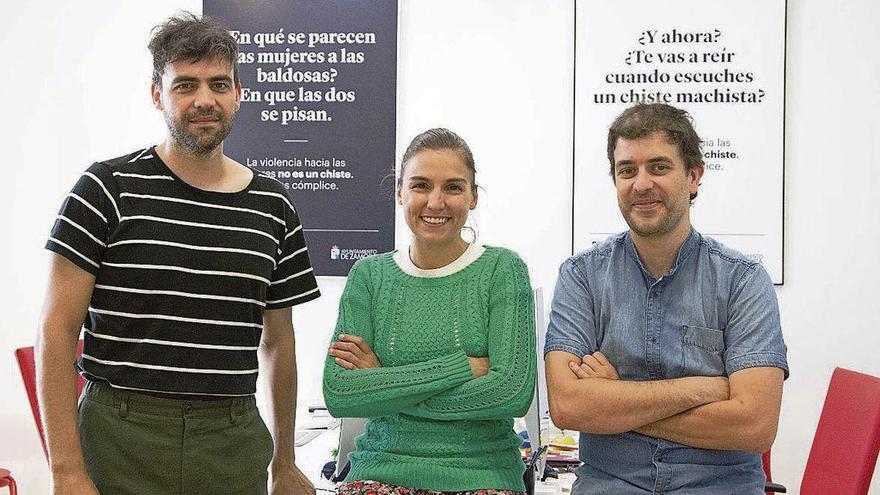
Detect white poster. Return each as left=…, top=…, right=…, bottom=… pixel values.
left=574, top=0, right=785, bottom=283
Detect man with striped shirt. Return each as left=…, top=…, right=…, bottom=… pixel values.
left=36, top=13, right=320, bottom=495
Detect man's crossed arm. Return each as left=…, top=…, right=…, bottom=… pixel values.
left=545, top=350, right=783, bottom=452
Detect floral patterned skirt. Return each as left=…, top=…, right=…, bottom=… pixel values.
left=338, top=480, right=525, bottom=495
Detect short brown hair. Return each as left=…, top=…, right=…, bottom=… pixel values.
left=607, top=103, right=704, bottom=200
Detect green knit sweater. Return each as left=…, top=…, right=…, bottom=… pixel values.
left=323, top=246, right=536, bottom=491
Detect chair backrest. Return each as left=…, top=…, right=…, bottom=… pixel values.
left=14, top=341, right=85, bottom=461
left=761, top=450, right=773, bottom=495
left=0, top=467, right=18, bottom=495
left=525, top=287, right=546, bottom=482
left=800, top=367, right=880, bottom=495
left=334, top=417, right=367, bottom=480
left=761, top=450, right=772, bottom=483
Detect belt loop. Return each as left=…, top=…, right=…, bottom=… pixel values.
left=87, top=380, right=99, bottom=399
left=118, top=393, right=129, bottom=418
left=229, top=400, right=239, bottom=425
left=78, top=380, right=90, bottom=407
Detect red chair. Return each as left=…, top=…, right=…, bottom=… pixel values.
left=766, top=367, right=880, bottom=494
left=15, top=341, right=85, bottom=460
left=763, top=449, right=786, bottom=493
left=0, top=468, right=17, bottom=495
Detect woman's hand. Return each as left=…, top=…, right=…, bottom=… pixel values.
left=329, top=334, right=381, bottom=369
left=468, top=356, right=490, bottom=378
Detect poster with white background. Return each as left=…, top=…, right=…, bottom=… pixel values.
left=574, top=0, right=785, bottom=283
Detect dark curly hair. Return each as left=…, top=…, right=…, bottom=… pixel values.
left=148, top=11, right=239, bottom=87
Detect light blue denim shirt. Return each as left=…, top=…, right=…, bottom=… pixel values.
left=544, top=229, right=788, bottom=495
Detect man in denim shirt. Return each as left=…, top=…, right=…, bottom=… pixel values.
left=545, top=103, right=788, bottom=494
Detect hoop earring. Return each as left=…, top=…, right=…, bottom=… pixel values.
left=460, top=225, right=477, bottom=244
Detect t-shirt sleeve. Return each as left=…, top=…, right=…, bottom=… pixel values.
left=265, top=189, right=320, bottom=309
left=724, top=264, right=790, bottom=379
left=544, top=257, right=598, bottom=359
left=45, top=163, right=120, bottom=275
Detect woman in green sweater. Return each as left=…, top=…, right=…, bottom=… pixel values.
left=323, top=128, right=537, bottom=495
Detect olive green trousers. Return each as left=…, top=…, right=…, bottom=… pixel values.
left=78, top=380, right=274, bottom=495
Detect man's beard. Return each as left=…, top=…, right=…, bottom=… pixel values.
left=621, top=196, right=686, bottom=239
left=165, top=109, right=235, bottom=156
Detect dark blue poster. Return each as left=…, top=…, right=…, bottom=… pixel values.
left=204, top=0, right=397, bottom=276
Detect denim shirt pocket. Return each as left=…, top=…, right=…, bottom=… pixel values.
left=679, top=325, right=726, bottom=377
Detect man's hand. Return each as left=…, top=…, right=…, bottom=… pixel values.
left=702, top=376, right=730, bottom=403
left=260, top=309, right=310, bottom=494
left=467, top=357, right=490, bottom=378
left=51, top=469, right=101, bottom=495
left=633, top=367, right=780, bottom=451
left=269, top=462, right=314, bottom=495
left=38, top=255, right=98, bottom=495
left=569, top=352, right=729, bottom=403
left=329, top=334, right=381, bottom=369
left=546, top=350, right=733, bottom=434
left=568, top=351, right=619, bottom=380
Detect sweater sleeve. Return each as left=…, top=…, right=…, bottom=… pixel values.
left=322, top=258, right=474, bottom=418
left=403, top=250, right=537, bottom=420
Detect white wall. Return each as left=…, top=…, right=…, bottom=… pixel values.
left=774, top=0, right=880, bottom=491
left=0, top=1, right=877, bottom=493
left=1, top=2, right=200, bottom=491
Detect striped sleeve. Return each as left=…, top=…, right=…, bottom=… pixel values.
left=45, top=162, right=119, bottom=274
left=265, top=188, right=320, bottom=309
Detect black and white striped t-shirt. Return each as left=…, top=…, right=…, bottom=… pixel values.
left=46, top=147, right=321, bottom=396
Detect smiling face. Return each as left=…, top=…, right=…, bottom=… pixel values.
left=613, top=131, right=703, bottom=240
left=397, top=149, right=477, bottom=253
left=151, top=57, right=241, bottom=156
